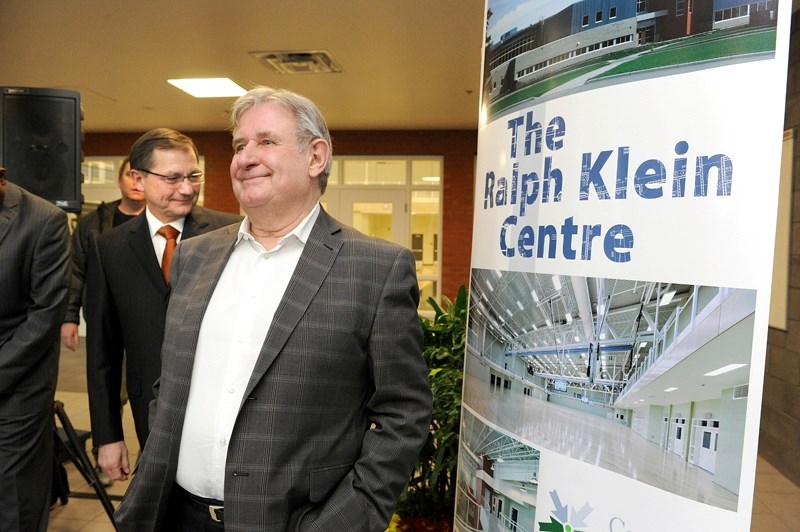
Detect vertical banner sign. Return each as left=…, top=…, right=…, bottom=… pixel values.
left=457, top=1, right=791, bottom=531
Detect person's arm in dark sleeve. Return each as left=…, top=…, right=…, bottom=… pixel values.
left=0, top=208, right=70, bottom=390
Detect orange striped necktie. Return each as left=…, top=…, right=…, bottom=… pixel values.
left=157, top=225, right=180, bottom=283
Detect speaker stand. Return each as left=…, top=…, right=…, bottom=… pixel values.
left=53, top=400, right=119, bottom=531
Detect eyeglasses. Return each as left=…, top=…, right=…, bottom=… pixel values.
left=136, top=169, right=205, bottom=185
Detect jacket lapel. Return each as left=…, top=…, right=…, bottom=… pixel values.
left=182, top=206, right=209, bottom=239
left=242, top=210, right=343, bottom=400
left=0, top=183, right=21, bottom=246
left=175, top=224, right=238, bottom=337
left=126, top=213, right=169, bottom=293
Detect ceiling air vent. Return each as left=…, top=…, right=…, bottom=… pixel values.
left=250, top=50, right=342, bottom=74
left=733, top=384, right=749, bottom=400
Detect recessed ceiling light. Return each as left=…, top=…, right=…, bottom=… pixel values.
left=167, top=78, right=246, bottom=98
left=664, top=387, right=678, bottom=392
left=705, top=363, right=747, bottom=377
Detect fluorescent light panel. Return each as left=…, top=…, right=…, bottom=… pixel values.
left=704, top=363, right=747, bottom=377
left=168, top=78, right=246, bottom=98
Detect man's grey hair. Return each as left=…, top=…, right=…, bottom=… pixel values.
left=229, top=86, right=332, bottom=193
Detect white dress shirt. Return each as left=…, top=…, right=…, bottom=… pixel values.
left=145, top=207, right=185, bottom=266
left=175, top=204, right=320, bottom=500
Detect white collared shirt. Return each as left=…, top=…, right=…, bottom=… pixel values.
left=145, top=207, right=185, bottom=267
left=175, top=204, right=320, bottom=500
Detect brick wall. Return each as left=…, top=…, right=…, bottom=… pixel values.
left=84, top=129, right=477, bottom=299
left=760, top=9, right=800, bottom=487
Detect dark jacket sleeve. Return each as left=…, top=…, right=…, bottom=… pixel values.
left=0, top=204, right=70, bottom=391
left=84, top=234, right=126, bottom=445
left=64, top=201, right=117, bottom=324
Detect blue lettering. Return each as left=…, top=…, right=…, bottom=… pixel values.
left=580, top=151, right=612, bottom=200
left=615, top=147, right=629, bottom=200
left=543, top=156, right=563, bottom=203
left=519, top=171, right=539, bottom=217
left=498, top=217, right=632, bottom=263
left=510, top=163, right=519, bottom=205
left=484, top=171, right=495, bottom=209
left=537, top=225, right=558, bottom=258
left=518, top=225, right=535, bottom=257
left=604, top=224, right=634, bottom=263
left=634, top=159, right=666, bottom=199
left=561, top=216, right=578, bottom=260
left=546, top=116, right=566, bottom=151
left=695, top=154, right=733, bottom=196
left=524, top=112, right=543, bottom=156
left=500, top=215, right=517, bottom=257
left=672, top=141, right=688, bottom=197
left=495, top=175, right=508, bottom=206
left=581, top=224, right=603, bottom=260
left=507, top=117, right=524, bottom=159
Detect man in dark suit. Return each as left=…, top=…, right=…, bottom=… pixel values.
left=62, top=156, right=145, bottom=486
left=115, top=87, right=432, bottom=531
left=61, top=156, right=145, bottom=350
left=0, top=167, right=70, bottom=531
left=86, top=128, right=241, bottom=483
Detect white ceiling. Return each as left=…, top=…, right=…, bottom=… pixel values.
left=0, top=0, right=486, bottom=133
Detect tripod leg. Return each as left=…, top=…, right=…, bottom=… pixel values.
left=54, top=401, right=119, bottom=531
left=51, top=442, right=69, bottom=506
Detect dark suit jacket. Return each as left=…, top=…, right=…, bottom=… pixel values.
left=85, top=206, right=241, bottom=448
left=115, top=208, right=432, bottom=531
left=0, top=182, right=69, bottom=416
left=0, top=181, right=69, bottom=532
left=64, top=199, right=120, bottom=324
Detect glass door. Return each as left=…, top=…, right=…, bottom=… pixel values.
left=338, top=189, right=409, bottom=248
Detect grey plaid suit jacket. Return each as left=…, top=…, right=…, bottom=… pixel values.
left=115, top=208, right=432, bottom=532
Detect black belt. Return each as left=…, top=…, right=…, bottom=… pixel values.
left=175, top=484, right=224, bottom=523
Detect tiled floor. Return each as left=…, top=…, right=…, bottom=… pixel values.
left=46, top=344, right=800, bottom=531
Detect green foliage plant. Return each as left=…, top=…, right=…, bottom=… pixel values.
left=396, top=285, right=468, bottom=528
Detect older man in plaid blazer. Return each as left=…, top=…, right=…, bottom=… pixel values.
left=115, top=87, right=432, bottom=532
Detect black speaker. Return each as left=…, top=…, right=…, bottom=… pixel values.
left=0, top=87, right=82, bottom=212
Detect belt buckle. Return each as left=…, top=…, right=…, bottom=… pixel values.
left=208, top=505, right=224, bottom=523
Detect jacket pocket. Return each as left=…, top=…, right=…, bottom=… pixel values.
left=309, top=463, right=351, bottom=502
